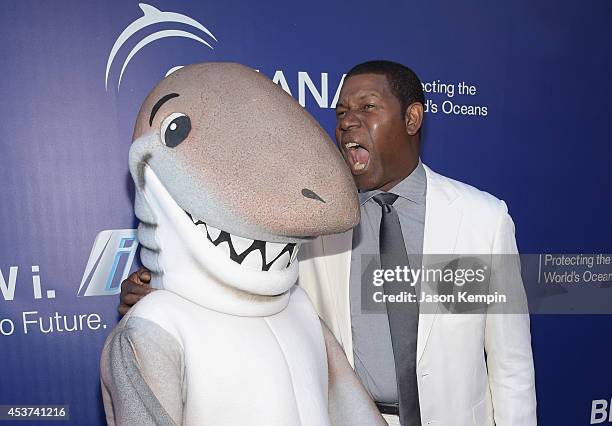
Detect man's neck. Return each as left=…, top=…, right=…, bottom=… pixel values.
left=377, top=160, right=420, bottom=192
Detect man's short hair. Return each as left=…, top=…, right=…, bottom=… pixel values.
left=346, top=60, right=424, bottom=117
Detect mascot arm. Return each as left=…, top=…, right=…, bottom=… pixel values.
left=101, top=316, right=185, bottom=426
left=321, top=320, right=386, bottom=426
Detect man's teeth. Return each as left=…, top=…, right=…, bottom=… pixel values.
left=185, top=211, right=298, bottom=271
left=345, top=142, right=360, bottom=149
left=354, top=162, right=366, bottom=170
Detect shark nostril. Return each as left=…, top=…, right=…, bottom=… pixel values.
left=301, top=188, right=325, bottom=203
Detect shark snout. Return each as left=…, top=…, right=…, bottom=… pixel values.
left=279, top=176, right=359, bottom=239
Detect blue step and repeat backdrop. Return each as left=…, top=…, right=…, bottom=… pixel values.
left=1, top=1, right=611, bottom=425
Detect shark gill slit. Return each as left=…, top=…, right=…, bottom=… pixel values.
left=137, top=155, right=153, bottom=188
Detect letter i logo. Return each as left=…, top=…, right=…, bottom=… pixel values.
left=78, top=230, right=139, bottom=297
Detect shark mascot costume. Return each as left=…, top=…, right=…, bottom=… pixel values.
left=100, top=63, right=385, bottom=426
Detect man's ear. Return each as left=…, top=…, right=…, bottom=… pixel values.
left=404, top=102, right=424, bottom=136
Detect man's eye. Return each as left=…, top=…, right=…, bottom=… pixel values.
left=336, top=111, right=346, bottom=118
left=364, top=104, right=375, bottom=110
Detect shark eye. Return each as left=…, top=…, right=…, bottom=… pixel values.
left=160, top=112, right=191, bottom=148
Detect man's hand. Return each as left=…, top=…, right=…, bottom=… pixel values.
left=118, top=267, right=155, bottom=316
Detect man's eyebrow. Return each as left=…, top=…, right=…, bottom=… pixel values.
left=358, top=91, right=381, bottom=100
left=149, top=93, right=180, bottom=126
left=335, top=92, right=382, bottom=109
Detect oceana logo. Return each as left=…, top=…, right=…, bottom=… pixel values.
left=105, top=3, right=218, bottom=91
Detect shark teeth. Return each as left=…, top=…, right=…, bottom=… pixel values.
left=241, top=250, right=264, bottom=270
left=194, top=222, right=208, bottom=236
left=230, top=233, right=253, bottom=256
left=215, top=239, right=231, bottom=258
left=265, top=242, right=286, bottom=264
left=184, top=211, right=299, bottom=271
left=207, top=224, right=222, bottom=242
left=290, top=245, right=300, bottom=263
left=269, top=251, right=290, bottom=271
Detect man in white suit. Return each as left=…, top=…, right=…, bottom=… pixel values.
left=120, top=60, right=536, bottom=425
left=297, top=60, right=536, bottom=426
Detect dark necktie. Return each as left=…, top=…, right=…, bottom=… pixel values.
left=373, top=193, right=421, bottom=426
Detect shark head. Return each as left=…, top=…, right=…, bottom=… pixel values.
left=129, top=62, right=359, bottom=315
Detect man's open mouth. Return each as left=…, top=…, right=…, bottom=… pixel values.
left=343, top=141, right=370, bottom=174
left=185, top=211, right=299, bottom=271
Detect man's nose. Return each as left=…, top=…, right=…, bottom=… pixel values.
left=338, top=110, right=360, bottom=131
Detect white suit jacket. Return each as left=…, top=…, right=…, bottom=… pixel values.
left=298, top=164, right=537, bottom=426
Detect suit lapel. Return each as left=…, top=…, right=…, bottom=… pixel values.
left=417, top=165, right=463, bottom=363
left=320, top=230, right=354, bottom=365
